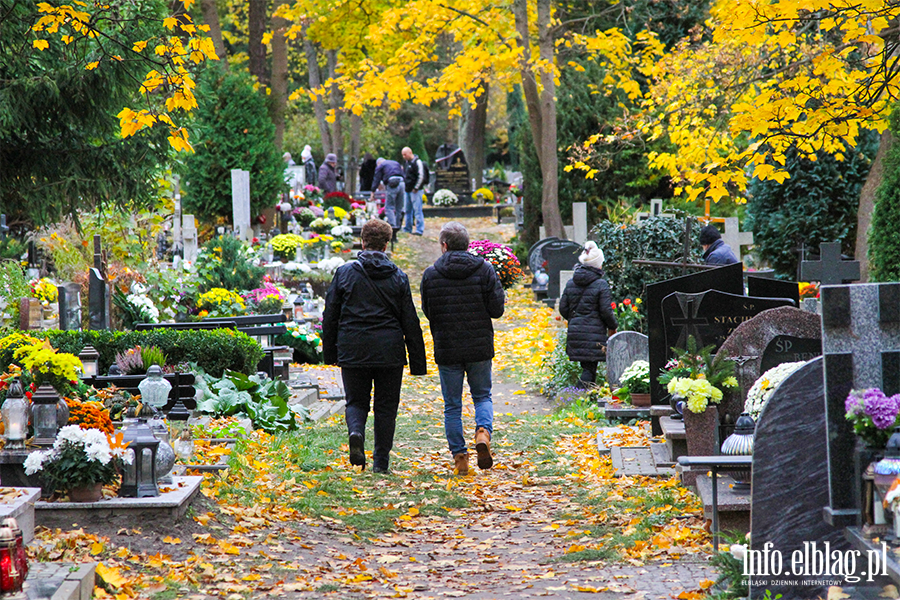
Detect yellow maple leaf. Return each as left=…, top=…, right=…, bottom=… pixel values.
left=32, top=39, right=49, bottom=50
left=242, top=574, right=261, bottom=581
left=162, top=536, right=181, bottom=544
left=90, top=541, right=104, bottom=555
left=163, top=17, right=178, bottom=30
left=96, top=563, right=128, bottom=588
left=699, top=579, right=715, bottom=590
left=85, top=61, right=99, bottom=70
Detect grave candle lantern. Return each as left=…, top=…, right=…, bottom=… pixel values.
left=0, top=525, right=21, bottom=593
left=31, top=384, right=66, bottom=447
left=293, top=295, right=304, bottom=322
left=1, top=518, right=27, bottom=583
left=118, top=420, right=160, bottom=498
left=1, top=381, right=28, bottom=450
left=77, top=345, right=100, bottom=379
left=138, top=366, right=171, bottom=411
left=720, top=412, right=756, bottom=491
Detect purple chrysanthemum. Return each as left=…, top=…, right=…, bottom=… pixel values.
left=846, top=391, right=863, bottom=416
left=864, top=389, right=899, bottom=429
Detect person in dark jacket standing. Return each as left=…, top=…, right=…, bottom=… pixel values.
left=302, top=145, right=317, bottom=187
left=401, top=147, right=426, bottom=236
left=559, top=241, right=618, bottom=388
left=318, top=153, right=338, bottom=194
left=323, top=219, right=427, bottom=473
left=699, top=225, right=739, bottom=265
left=359, top=152, right=377, bottom=192
left=421, top=222, right=505, bottom=475
left=372, top=157, right=406, bottom=228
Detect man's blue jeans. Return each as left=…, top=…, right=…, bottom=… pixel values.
left=384, top=181, right=404, bottom=228
left=402, top=189, right=425, bottom=235
left=438, top=360, right=493, bottom=456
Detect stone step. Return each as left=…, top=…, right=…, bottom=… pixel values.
left=650, top=442, right=675, bottom=468
left=694, top=474, right=751, bottom=534
left=0, top=488, right=40, bottom=544
left=610, top=446, right=675, bottom=478
left=660, top=416, right=688, bottom=464
left=8, top=562, right=95, bottom=600
left=289, top=387, right=319, bottom=407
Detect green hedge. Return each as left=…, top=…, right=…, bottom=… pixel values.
left=36, top=329, right=264, bottom=377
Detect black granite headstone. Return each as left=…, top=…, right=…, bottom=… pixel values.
left=528, top=237, right=560, bottom=275
left=88, top=268, right=109, bottom=330
left=543, top=241, right=582, bottom=300
left=750, top=357, right=847, bottom=599
left=747, top=275, right=799, bottom=306
left=661, top=289, right=793, bottom=354
left=433, top=150, right=470, bottom=197
left=759, top=335, right=822, bottom=373
left=646, top=263, right=744, bottom=432
left=57, top=283, right=82, bottom=331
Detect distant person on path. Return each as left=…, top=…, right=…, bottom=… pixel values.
left=421, top=222, right=505, bottom=476
left=401, top=147, right=426, bottom=236
left=301, top=145, right=317, bottom=187
left=359, top=152, right=377, bottom=192
left=319, top=153, right=338, bottom=194
left=559, top=241, right=618, bottom=389
left=699, top=224, right=739, bottom=265
left=372, top=157, right=406, bottom=228
left=323, top=219, right=427, bottom=473
left=283, top=152, right=296, bottom=167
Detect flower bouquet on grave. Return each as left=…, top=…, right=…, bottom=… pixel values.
left=845, top=388, right=900, bottom=448
left=659, top=336, right=738, bottom=415
left=613, top=297, right=644, bottom=333
left=467, top=240, right=524, bottom=289
left=744, top=361, right=807, bottom=420
left=432, top=189, right=459, bottom=206
left=24, top=425, right=131, bottom=501
left=617, top=360, right=651, bottom=406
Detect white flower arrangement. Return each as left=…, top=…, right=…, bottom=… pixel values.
left=24, top=425, right=132, bottom=491
left=432, top=189, right=459, bottom=206
left=126, top=293, right=159, bottom=322
left=744, top=361, right=806, bottom=419
left=310, top=217, right=339, bottom=233
left=282, top=262, right=312, bottom=273
left=330, top=225, right=354, bottom=238
left=317, top=257, right=345, bottom=273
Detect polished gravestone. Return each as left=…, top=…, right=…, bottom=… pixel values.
left=715, top=306, right=821, bottom=423
left=606, top=331, right=649, bottom=387
left=543, top=240, right=582, bottom=300
left=747, top=275, right=799, bottom=306
left=750, top=357, right=847, bottom=599
left=759, top=335, right=822, bottom=373
left=821, top=283, right=900, bottom=527
left=646, top=263, right=744, bottom=435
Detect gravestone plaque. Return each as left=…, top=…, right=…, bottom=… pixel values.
left=433, top=151, right=470, bottom=197
left=715, top=307, right=821, bottom=423
left=800, top=242, right=860, bottom=285
left=750, top=357, right=846, bottom=599
left=543, top=241, right=582, bottom=300
left=747, top=276, right=799, bottom=306
left=572, top=202, right=588, bottom=245
left=57, top=283, right=82, bottom=331
left=88, top=267, right=109, bottom=330
left=606, top=331, right=649, bottom=387
left=661, top=290, right=793, bottom=357
left=759, top=335, right=822, bottom=373
left=646, top=263, right=744, bottom=426
left=821, top=283, right=900, bottom=527
left=231, top=169, right=252, bottom=241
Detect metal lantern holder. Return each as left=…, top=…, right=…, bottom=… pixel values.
left=31, top=384, right=66, bottom=447
left=77, top=345, right=100, bottom=379
left=1, top=381, right=28, bottom=451
left=720, top=412, right=755, bottom=491
left=118, top=420, right=160, bottom=498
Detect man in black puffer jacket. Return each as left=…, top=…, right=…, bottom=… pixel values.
left=323, top=219, right=427, bottom=473
left=421, top=222, right=505, bottom=476
left=559, top=241, right=618, bottom=388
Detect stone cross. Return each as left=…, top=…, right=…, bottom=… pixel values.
left=636, top=198, right=675, bottom=222
left=572, top=202, right=588, bottom=245
left=231, top=169, right=252, bottom=242
left=668, top=296, right=709, bottom=348
left=721, top=217, right=753, bottom=262
left=182, top=215, right=198, bottom=263
left=800, top=242, right=860, bottom=285
left=821, top=283, right=900, bottom=527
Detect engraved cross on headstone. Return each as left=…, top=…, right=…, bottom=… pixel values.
left=721, top=217, right=754, bottom=262
left=800, top=241, right=860, bottom=285
left=669, top=295, right=710, bottom=348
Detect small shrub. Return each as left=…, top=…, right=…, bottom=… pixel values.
left=195, top=235, right=264, bottom=293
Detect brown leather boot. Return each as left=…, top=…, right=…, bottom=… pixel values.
left=475, top=427, right=493, bottom=469
left=453, top=452, right=469, bottom=476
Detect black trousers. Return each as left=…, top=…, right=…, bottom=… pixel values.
left=579, top=361, right=598, bottom=387
left=341, top=366, right=404, bottom=471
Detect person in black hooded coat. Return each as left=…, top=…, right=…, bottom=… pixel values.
left=323, top=219, right=427, bottom=473
left=558, top=241, right=618, bottom=387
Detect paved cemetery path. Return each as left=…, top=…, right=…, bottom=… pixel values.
left=56, top=217, right=714, bottom=600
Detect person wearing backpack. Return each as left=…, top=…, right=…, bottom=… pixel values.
left=401, top=147, right=428, bottom=236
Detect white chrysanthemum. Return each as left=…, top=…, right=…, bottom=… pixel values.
left=56, top=425, right=88, bottom=447
left=317, top=257, right=345, bottom=273
left=23, top=451, right=48, bottom=475
left=745, top=361, right=806, bottom=419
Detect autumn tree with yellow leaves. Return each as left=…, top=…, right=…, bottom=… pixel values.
left=574, top=0, right=900, bottom=274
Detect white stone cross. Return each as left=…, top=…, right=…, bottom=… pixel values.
left=721, top=217, right=754, bottom=261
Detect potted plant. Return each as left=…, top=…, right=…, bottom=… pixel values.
left=23, top=425, right=131, bottom=502
left=617, top=360, right=651, bottom=406
left=845, top=388, right=900, bottom=449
